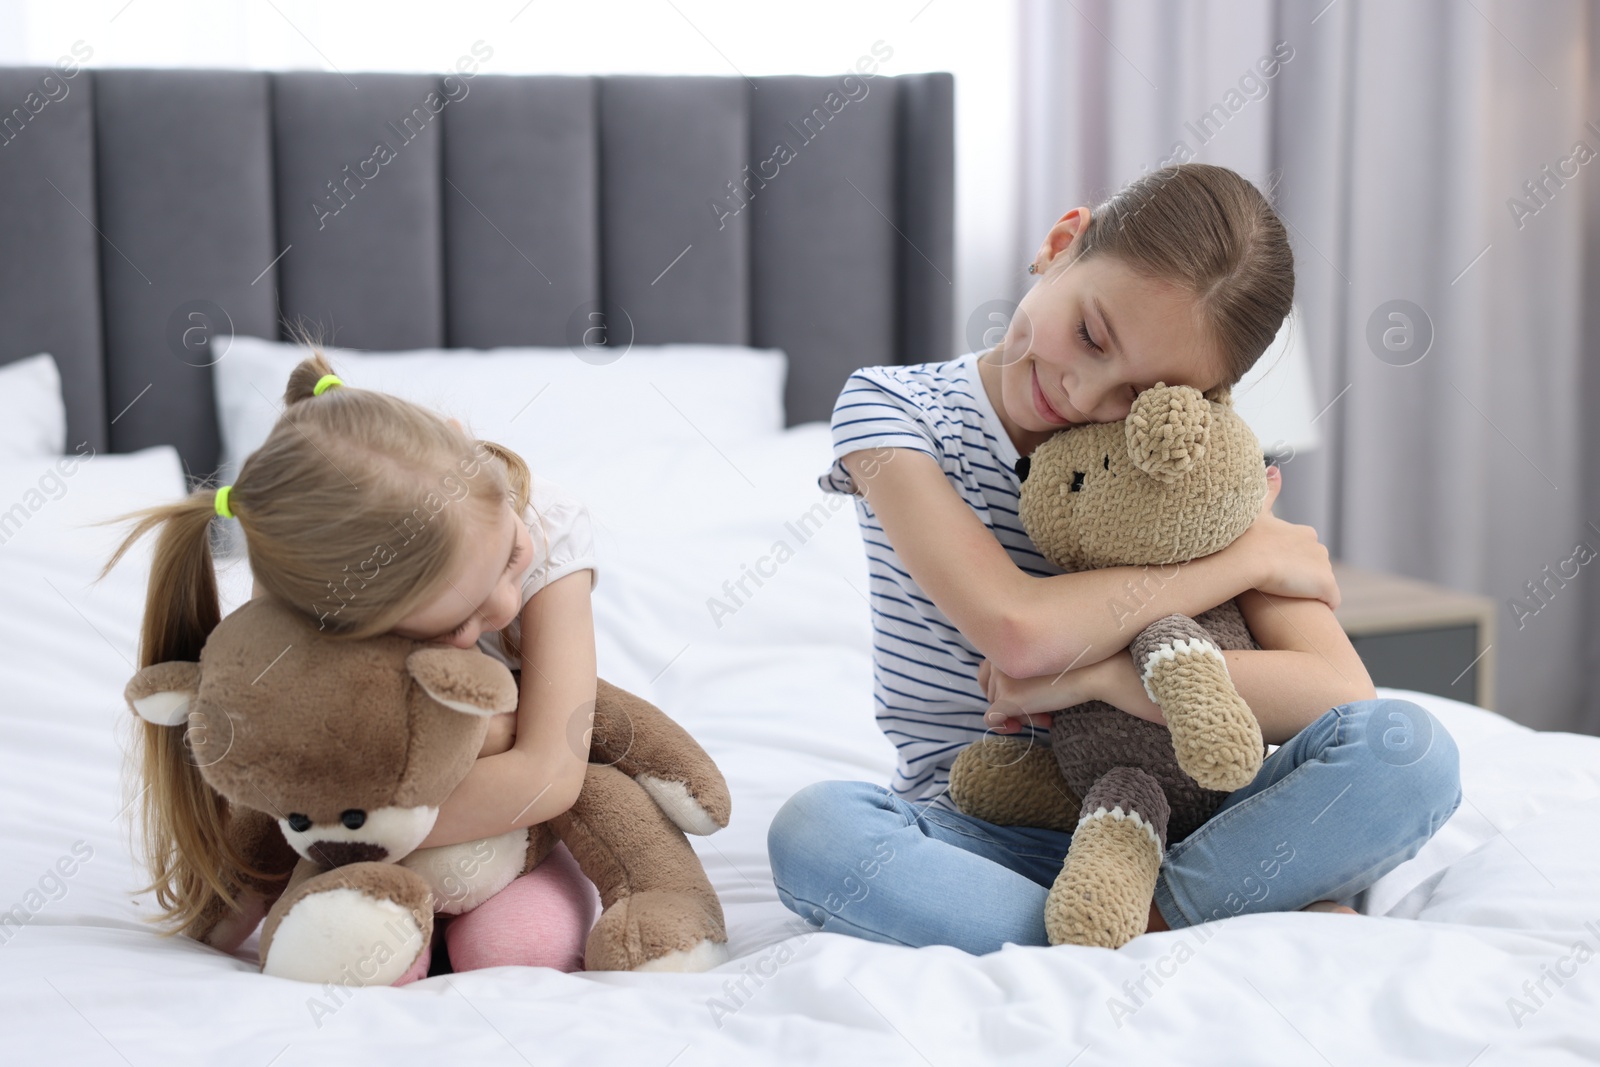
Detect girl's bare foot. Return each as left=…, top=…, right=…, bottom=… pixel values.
left=1145, top=899, right=1356, bottom=932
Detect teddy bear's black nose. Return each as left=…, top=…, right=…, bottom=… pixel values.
left=286, top=813, right=312, bottom=833
left=341, top=809, right=367, bottom=830
left=1014, top=456, right=1031, bottom=483
left=1070, top=471, right=1086, bottom=492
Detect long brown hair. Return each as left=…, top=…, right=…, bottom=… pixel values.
left=100, top=342, right=535, bottom=936
left=1051, top=162, right=1295, bottom=391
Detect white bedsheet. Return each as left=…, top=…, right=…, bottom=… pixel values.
left=1, top=430, right=1597, bottom=1066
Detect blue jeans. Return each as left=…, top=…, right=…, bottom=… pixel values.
left=766, top=698, right=1461, bottom=953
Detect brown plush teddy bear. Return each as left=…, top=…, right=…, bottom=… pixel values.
left=125, top=594, right=732, bottom=982
left=948, top=383, right=1270, bottom=949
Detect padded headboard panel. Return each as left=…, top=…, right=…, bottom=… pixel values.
left=0, top=68, right=954, bottom=477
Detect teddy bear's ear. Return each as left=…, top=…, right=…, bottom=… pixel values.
left=1126, top=383, right=1210, bottom=483
left=406, top=647, right=519, bottom=717
left=124, top=662, right=203, bottom=726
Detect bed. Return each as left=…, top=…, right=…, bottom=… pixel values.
left=2, top=68, right=1598, bottom=1066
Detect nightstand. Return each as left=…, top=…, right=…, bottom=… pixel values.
left=1331, top=562, right=1497, bottom=710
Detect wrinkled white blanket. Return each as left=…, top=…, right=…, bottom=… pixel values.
left=1, top=431, right=1595, bottom=1066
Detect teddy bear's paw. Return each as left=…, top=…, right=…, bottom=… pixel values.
left=636, top=774, right=723, bottom=836
left=1139, top=637, right=1264, bottom=792
left=632, top=939, right=732, bottom=973
left=1045, top=768, right=1168, bottom=949
left=949, top=737, right=1080, bottom=832
left=262, top=888, right=428, bottom=986
left=585, top=890, right=728, bottom=973
left=1174, top=722, right=1264, bottom=793
left=1045, top=808, right=1164, bottom=950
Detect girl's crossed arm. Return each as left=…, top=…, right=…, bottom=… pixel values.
left=419, top=569, right=595, bottom=848
left=843, top=449, right=1339, bottom=680
left=986, top=590, right=1376, bottom=746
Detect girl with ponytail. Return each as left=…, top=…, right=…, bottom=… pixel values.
left=103, top=345, right=602, bottom=976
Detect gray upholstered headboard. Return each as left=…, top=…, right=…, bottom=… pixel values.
left=0, top=68, right=953, bottom=478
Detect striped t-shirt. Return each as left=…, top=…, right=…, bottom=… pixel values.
left=817, top=351, right=1066, bottom=813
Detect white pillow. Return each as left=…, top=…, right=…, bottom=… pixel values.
left=0, top=354, right=68, bottom=456
left=213, top=336, right=789, bottom=496
left=0, top=444, right=184, bottom=565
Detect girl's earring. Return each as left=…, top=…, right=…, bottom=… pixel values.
left=1027, top=262, right=1039, bottom=274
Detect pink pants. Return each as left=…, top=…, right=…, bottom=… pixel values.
left=394, top=842, right=600, bottom=983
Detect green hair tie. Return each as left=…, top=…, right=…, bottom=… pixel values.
left=313, top=373, right=344, bottom=396
left=214, top=484, right=235, bottom=520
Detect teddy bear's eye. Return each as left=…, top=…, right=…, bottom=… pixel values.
left=1103, top=454, right=1110, bottom=470
left=341, top=809, right=367, bottom=830
left=286, top=813, right=312, bottom=833
left=1070, top=472, right=1086, bottom=492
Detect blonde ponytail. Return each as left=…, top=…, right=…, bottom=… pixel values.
left=99, top=489, right=282, bottom=936
left=100, top=490, right=221, bottom=665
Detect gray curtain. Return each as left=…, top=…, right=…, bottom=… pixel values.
left=1012, top=0, right=1598, bottom=733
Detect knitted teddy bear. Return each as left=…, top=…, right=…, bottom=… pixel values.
left=948, top=383, right=1269, bottom=949
left=125, top=594, right=732, bottom=982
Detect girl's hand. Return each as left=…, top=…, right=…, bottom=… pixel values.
left=980, top=658, right=1105, bottom=734
left=1228, top=466, right=1340, bottom=609
left=478, top=711, right=517, bottom=758
left=983, top=655, right=1171, bottom=734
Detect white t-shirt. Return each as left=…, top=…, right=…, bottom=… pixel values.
left=476, top=476, right=598, bottom=670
